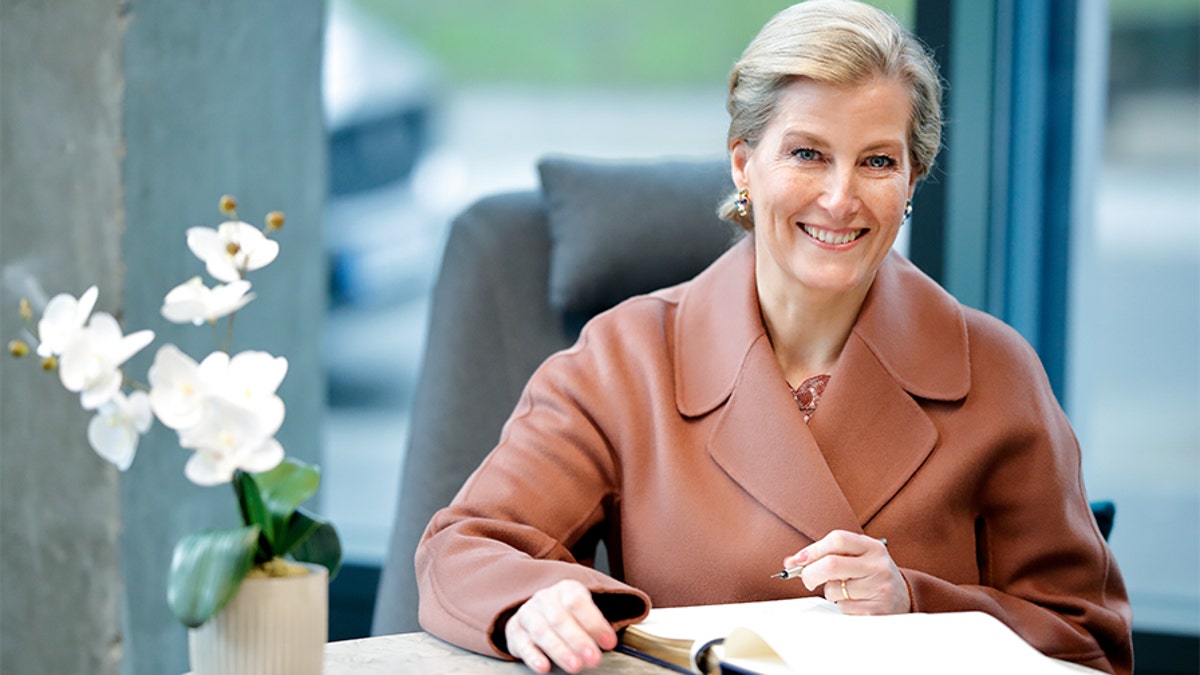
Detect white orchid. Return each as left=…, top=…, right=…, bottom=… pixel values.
left=8, top=197, right=341, bottom=632
left=36, top=285, right=98, bottom=357
left=150, top=346, right=286, bottom=421
left=208, top=350, right=288, bottom=411
left=58, top=312, right=155, bottom=410
left=148, top=344, right=207, bottom=430
left=87, top=390, right=153, bottom=471
left=180, top=396, right=286, bottom=486
left=161, top=277, right=255, bottom=325
left=151, top=347, right=288, bottom=485
left=186, top=220, right=279, bottom=283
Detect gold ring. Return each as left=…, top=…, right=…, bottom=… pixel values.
left=840, top=579, right=851, bottom=601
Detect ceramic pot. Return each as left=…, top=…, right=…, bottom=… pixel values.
left=188, top=563, right=328, bottom=675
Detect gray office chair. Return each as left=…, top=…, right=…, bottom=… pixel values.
left=371, top=156, right=738, bottom=634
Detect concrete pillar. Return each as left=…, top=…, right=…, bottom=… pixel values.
left=0, top=2, right=326, bottom=674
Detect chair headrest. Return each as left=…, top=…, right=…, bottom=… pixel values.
left=538, top=155, right=741, bottom=317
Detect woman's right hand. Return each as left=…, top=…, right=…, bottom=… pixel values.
left=503, top=579, right=618, bottom=674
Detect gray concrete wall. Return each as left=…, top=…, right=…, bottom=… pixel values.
left=0, top=1, right=127, bottom=673
left=0, top=1, right=327, bottom=674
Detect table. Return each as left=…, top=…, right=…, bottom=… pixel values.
left=324, top=632, right=668, bottom=674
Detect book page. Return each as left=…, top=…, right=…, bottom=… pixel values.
left=719, top=610, right=1103, bottom=675
left=623, top=597, right=838, bottom=672
left=630, top=596, right=837, bottom=642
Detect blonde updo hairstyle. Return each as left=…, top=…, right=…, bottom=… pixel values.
left=719, top=0, right=943, bottom=229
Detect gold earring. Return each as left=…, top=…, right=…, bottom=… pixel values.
left=736, top=188, right=751, bottom=217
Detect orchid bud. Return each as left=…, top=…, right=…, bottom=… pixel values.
left=19, top=298, right=33, bottom=322
left=219, top=194, right=238, bottom=216
left=8, top=339, right=29, bottom=357
left=41, top=355, right=57, bottom=371
left=265, top=211, right=285, bottom=232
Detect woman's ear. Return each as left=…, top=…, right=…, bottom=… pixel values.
left=730, top=140, right=751, bottom=190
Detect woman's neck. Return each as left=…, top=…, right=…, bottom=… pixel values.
left=756, top=269, right=872, bottom=387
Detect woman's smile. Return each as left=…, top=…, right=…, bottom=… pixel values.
left=798, top=223, right=868, bottom=247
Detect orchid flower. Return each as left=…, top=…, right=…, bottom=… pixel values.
left=36, top=285, right=98, bottom=357
left=213, top=350, right=288, bottom=408
left=58, top=312, right=155, bottom=410
left=168, top=350, right=288, bottom=486
left=179, top=396, right=286, bottom=486
left=160, top=277, right=255, bottom=325
left=186, top=221, right=279, bottom=283
left=87, top=390, right=153, bottom=471
left=199, top=351, right=287, bottom=426
left=148, top=344, right=207, bottom=431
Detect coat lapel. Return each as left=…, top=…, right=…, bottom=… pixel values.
left=673, top=238, right=970, bottom=540
left=706, top=334, right=862, bottom=541
left=810, top=252, right=970, bottom=526
left=808, top=332, right=938, bottom=526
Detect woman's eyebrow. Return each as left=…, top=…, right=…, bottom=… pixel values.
left=780, top=130, right=828, bottom=146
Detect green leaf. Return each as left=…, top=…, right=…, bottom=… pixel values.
left=254, top=458, right=320, bottom=551
left=274, top=506, right=322, bottom=559
left=167, top=526, right=259, bottom=628
left=233, top=470, right=274, bottom=561
left=288, top=509, right=343, bottom=582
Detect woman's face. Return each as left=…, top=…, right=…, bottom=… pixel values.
left=732, top=76, right=917, bottom=303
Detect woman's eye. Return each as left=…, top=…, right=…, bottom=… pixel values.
left=792, top=148, right=819, bottom=161
left=866, top=155, right=896, bottom=169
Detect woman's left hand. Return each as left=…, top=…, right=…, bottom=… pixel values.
left=782, top=530, right=910, bottom=615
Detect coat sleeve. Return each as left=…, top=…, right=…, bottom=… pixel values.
left=903, top=314, right=1133, bottom=675
left=414, top=327, right=651, bottom=659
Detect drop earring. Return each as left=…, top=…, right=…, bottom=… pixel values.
left=904, top=200, right=913, bottom=219
left=736, top=188, right=751, bottom=217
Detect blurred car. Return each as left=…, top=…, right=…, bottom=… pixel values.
left=323, top=1, right=442, bottom=308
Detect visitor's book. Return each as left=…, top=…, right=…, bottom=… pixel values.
left=616, top=596, right=1103, bottom=675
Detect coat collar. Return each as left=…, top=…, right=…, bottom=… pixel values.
left=673, top=237, right=971, bottom=538
left=674, top=236, right=969, bottom=415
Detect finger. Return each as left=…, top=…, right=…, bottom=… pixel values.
left=802, top=530, right=877, bottom=562
left=522, top=581, right=613, bottom=672
left=784, top=531, right=881, bottom=568
left=505, top=619, right=552, bottom=674
left=821, top=577, right=866, bottom=606
left=517, top=605, right=588, bottom=673
left=797, top=532, right=891, bottom=590
left=559, top=583, right=618, bottom=652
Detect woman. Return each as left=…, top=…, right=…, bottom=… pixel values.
left=415, top=1, right=1133, bottom=673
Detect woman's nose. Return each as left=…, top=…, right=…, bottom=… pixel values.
left=817, top=167, right=860, bottom=222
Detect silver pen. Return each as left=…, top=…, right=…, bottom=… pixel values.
left=771, top=564, right=805, bottom=580
left=771, top=537, right=887, bottom=580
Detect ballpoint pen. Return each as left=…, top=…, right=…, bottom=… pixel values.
left=771, top=538, right=887, bottom=579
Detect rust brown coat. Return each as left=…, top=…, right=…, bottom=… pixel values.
left=415, top=239, right=1133, bottom=674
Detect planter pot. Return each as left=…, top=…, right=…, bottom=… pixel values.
left=188, top=563, right=328, bottom=675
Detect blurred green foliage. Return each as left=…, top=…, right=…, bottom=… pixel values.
left=346, top=0, right=1195, bottom=88
left=1110, top=0, right=1199, bottom=22
left=346, top=0, right=912, bottom=87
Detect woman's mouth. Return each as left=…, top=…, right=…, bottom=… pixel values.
left=800, top=224, right=866, bottom=246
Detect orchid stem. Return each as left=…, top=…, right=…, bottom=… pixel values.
left=125, top=378, right=150, bottom=392
left=224, top=311, right=236, bottom=354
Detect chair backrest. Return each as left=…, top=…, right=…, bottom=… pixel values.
left=371, top=156, right=737, bottom=634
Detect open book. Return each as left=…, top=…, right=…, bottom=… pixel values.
left=617, top=597, right=1101, bottom=675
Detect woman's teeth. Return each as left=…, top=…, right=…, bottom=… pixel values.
left=801, top=224, right=865, bottom=245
